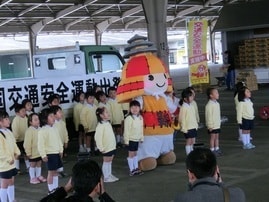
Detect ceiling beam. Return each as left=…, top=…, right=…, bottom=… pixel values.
left=96, top=4, right=142, bottom=32
left=30, top=0, right=97, bottom=34
left=0, top=0, right=12, bottom=8
left=176, top=5, right=203, bottom=17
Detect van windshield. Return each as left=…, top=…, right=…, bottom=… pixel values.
left=90, top=53, right=123, bottom=73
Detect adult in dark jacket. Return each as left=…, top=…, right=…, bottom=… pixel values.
left=174, top=148, right=245, bottom=202
left=223, top=50, right=235, bottom=90
left=40, top=160, right=115, bottom=202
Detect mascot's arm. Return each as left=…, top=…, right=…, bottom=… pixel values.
left=165, top=95, right=178, bottom=114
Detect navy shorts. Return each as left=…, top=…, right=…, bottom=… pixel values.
left=128, top=141, right=139, bottom=152
left=103, top=149, right=116, bottom=157
left=16, top=141, right=26, bottom=155
left=0, top=168, right=17, bottom=179
left=240, top=118, right=254, bottom=130
left=184, top=129, right=197, bottom=139
left=78, top=124, right=84, bottom=132
left=29, top=157, right=42, bottom=162
left=208, top=129, right=221, bottom=134
left=85, top=131, right=95, bottom=137
left=112, top=124, right=122, bottom=129
left=47, top=154, right=63, bottom=171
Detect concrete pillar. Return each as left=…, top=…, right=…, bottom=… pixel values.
left=209, top=23, right=216, bottom=64
left=28, top=31, right=37, bottom=76
left=94, top=28, right=102, bottom=45
left=141, top=0, right=169, bottom=68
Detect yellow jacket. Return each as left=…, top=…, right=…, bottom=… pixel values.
left=0, top=129, right=20, bottom=172
left=179, top=102, right=198, bottom=133
left=11, top=115, right=28, bottom=142
left=191, top=100, right=200, bottom=123
left=38, top=125, right=63, bottom=158
left=205, top=100, right=221, bottom=130
left=80, top=104, right=97, bottom=133
left=237, top=99, right=254, bottom=124
left=54, top=120, right=69, bottom=144
left=123, top=115, right=144, bottom=144
left=23, top=126, right=41, bottom=159
left=94, top=121, right=116, bottom=153
left=73, top=102, right=84, bottom=131
left=108, top=98, right=124, bottom=125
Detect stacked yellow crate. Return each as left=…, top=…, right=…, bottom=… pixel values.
left=236, top=70, right=258, bottom=91
left=236, top=38, right=269, bottom=68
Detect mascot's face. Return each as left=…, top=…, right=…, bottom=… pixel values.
left=144, top=73, right=168, bottom=95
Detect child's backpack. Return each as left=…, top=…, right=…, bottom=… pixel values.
left=259, top=106, right=269, bottom=120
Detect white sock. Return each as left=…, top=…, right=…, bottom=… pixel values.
left=127, top=157, right=134, bottom=171
left=0, top=188, right=8, bottom=202
left=36, top=167, right=41, bottom=177
left=83, top=144, right=86, bottom=148
left=242, top=134, right=247, bottom=145
left=86, top=147, right=91, bottom=152
left=210, top=147, right=214, bottom=151
left=185, top=145, right=192, bottom=155
left=133, top=156, right=139, bottom=170
left=48, top=183, right=54, bottom=192
left=52, top=176, right=59, bottom=189
left=102, top=162, right=110, bottom=179
left=15, top=159, right=20, bottom=170
left=246, top=134, right=250, bottom=144
left=79, top=144, right=84, bottom=149
left=116, top=135, right=121, bottom=143
left=29, top=167, right=36, bottom=179
left=108, top=161, right=112, bottom=176
left=57, top=167, right=63, bottom=172
left=7, top=185, right=15, bottom=202
left=25, top=159, right=30, bottom=169
left=215, top=147, right=219, bottom=151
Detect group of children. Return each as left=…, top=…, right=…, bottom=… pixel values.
left=73, top=86, right=144, bottom=183
left=0, top=82, right=256, bottom=201
left=177, top=81, right=255, bottom=158
left=0, top=94, right=69, bottom=202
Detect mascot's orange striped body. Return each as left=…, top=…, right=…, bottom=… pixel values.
left=116, top=35, right=177, bottom=171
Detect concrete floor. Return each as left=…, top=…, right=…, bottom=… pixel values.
left=14, top=83, right=269, bottom=202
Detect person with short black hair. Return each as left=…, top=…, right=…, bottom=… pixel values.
left=80, top=91, right=98, bottom=154
left=174, top=148, right=246, bottom=202
left=11, top=103, right=29, bottom=174
left=205, top=87, right=222, bottom=156
left=0, top=110, right=21, bottom=202
left=38, top=108, right=63, bottom=192
left=40, top=160, right=115, bottom=202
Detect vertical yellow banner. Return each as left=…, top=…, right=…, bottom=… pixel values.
left=188, top=19, right=209, bottom=85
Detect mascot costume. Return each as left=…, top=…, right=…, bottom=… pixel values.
left=117, top=35, right=177, bottom=171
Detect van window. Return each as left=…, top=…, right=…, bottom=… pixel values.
left=91, top=53, right=122, bottom=72
left=48, top=57, right=66, bottom=70
left=0, top=54, right=31, bottom=80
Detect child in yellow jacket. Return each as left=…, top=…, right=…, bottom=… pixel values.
left=23, top=113, right=46, bottom=184
left=95, top=107, right=118, bottom=183
left=38, top=108, right=63, bottom=192
left=0, top=110, right=20, bottom=202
